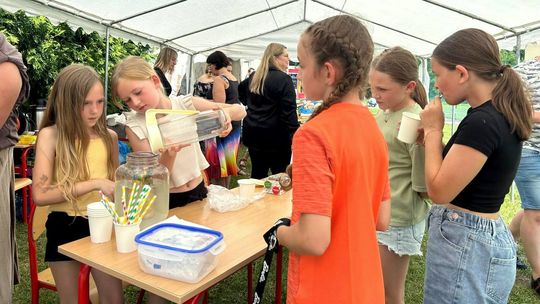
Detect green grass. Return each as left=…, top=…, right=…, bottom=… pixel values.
left=12, top=143, right=539, bottom=303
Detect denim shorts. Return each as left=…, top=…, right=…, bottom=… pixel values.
left=515, top=148, right=540, bottom=210
left=423, top=205, right=516, bottom=304
left=377, top=219, right=426, bottom=256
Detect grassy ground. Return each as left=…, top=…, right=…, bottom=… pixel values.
left=12, top=122, right=540, bottom=303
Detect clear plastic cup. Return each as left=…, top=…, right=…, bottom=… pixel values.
left=114, top=222, right=141, bottom=253
left=397, top=112, right=421, bottom=144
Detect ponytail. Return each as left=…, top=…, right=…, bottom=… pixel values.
left=492, top=67, right=533, bottom=140
left=412, top=80, right=428, bottom=109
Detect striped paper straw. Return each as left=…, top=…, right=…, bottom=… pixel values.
left=134, top=195, right=156, bottom=223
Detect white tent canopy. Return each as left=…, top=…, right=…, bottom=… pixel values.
left=3, top=0, right=540, bottom=61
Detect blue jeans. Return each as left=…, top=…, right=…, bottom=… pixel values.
left=424, top=205, right=516, bottom=304
left=515, top=148, right=540, bottom=210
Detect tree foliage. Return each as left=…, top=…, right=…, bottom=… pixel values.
left=0, top=9, right=155, bottom=114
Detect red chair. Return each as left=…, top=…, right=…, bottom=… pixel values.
left=28, top=203, right=137, bottom=303
left=27, top=203, right=57, bottom=303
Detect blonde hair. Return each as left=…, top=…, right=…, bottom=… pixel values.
left=40, top=64, right=116, bottom=215
left=303, top=15, right=374, bottom=120
left=249, top=43, right=288, bottom=95
left=371, top=47, right=427, bottom=109
left=111, top=56, right=160, bottom=106
left=433, top=28, right=532, bottom=140
left=154, top=47, right=177, bottom=74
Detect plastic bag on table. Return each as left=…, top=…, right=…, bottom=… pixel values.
left=207, top=184, right=265, bottom=213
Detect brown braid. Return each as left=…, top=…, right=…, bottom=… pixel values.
left=305, top=15, right=374, bottom=121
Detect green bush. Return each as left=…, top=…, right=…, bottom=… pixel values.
left=0, top=8, right=155, bottom=115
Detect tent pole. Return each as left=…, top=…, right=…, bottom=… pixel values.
left=104, top=26, right=111, bottom=105
left=188, top=54, right=193, bottom=95
left=515, top=35, right=521, bottom=64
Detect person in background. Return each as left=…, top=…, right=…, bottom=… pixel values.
left=32, top=64, right=123, bottom=303
left=193, top=64, right=214, bottom=98
left=245, top=67, right=255, bottom=79
left=420, top=28, right=533, bottom=303
left=239, top=43, right=299, bottom=179
left=508, top=56, right=540, bottom=294
left=272, top=15, right=391, bottom=303
left=154, top=46, right=177, bottom=97
left=226, top=57, right=234, bottom=73
left=205, top=51, right=241, bottom=187
left=370, top=46, right=430, bottom=304
left=0, top=32, right=29, bottom=304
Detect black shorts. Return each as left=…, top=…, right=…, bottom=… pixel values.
left=169, top=181, right=208, bottom=209
left=45, top=212, right=90, bottom=262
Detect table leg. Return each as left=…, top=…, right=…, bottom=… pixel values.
left=275, top=246, right=283, bottom=304
left=184, top=290, right=208, bottom=304
left=78, top=264, right=91, bottom=304
left=247, top=262, right=253, bottom=303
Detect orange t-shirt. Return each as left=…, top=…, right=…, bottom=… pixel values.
left=287, top=102, right=390, bottom=304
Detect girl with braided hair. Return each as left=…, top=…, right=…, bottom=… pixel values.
left=273, top=15, right=391, bottom=303
left=420, top=28, right=533, bottom=303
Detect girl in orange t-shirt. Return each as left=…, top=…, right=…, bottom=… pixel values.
left=270, top=15, right=391, bottom=303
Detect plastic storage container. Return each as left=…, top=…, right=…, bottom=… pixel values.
left=115, top=152, right=169, bottom=229
left=146, top=108, right=227, bottom=153
left=135, top=223, right=225, bottom=283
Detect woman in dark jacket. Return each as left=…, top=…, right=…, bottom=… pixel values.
left=239, top=43, right=299, bottom=179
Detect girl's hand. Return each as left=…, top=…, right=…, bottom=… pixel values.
left=159, top=143, right=189, bottom=156
left=420, top=96, right=445, bottom=133
left=95, top=179, right=115, bottom=198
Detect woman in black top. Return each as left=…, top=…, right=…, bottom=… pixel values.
left=239, top=43, right=299, bottom=179
left=154, top=46, right=177, bottom=96
left=420, top=28, right=533, bottom=304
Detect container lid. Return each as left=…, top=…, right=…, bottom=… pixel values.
left=135, top=223, right=223, bottom=253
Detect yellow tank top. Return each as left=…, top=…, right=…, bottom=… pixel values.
left=49, top=138, right=110, bottom=216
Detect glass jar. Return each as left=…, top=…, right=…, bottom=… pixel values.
left=115, top=152, right=169, bottom=229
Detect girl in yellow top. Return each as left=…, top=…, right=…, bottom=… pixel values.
left=33, top=65, right=123, bottom=303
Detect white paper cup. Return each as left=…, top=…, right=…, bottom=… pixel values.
left=397, top=112, right=421, bottom=144
left=88, top=214, right=113, bottom=243
left=237, top=179, right=256, bottom=201
left=114, top=222, right=140, bottom=253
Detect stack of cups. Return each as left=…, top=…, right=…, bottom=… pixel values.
left=114, top=222, right=141, bottom=253
left=87, top=202, right=113, bottom=243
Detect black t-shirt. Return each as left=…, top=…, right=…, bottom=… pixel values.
left=443, top=101, right=521, bottom=213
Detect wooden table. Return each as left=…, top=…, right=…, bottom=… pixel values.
left=59, top=190, right=292, bottom=303
left=15, top=177, right=32, bottom=191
